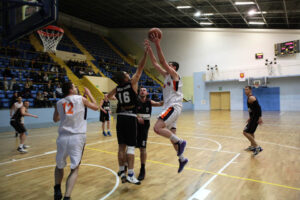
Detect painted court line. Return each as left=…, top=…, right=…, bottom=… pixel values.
left=184, top=136, right=222, bottom=151
left=147, top=141, right=237, bottom=154
left=5, top=163, right=119, bottom=200
left=187, top=153, right=240, bottom=200
left=180, top=132, right=300, bottom=151
left=0, top=139, right=115, bottom=166
left=86, top=147, right=300, bottom=191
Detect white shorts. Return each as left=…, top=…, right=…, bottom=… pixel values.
left=159, top=105, right=182, bottom=129
left=56, top=133, right=86, bottom=169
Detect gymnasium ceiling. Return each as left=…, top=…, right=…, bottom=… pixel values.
left=59, top=0, right=300, bottom=29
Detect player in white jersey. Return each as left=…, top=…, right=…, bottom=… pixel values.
left=53, top=82, right=99, bottom=200
left=145, top=36, right=188, bottom=173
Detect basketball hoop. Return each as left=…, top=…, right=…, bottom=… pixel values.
left=37, top=25, right=64, bottom=53
left=253, top=80, right=260, bottom=88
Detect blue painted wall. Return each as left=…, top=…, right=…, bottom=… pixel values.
left=243, top=87, right=280, bottom=111
left=194, top=72, right=300, bottom=111
left=0, top=102, right=193, bottom=132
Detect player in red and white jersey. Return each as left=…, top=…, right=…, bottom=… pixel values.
left=53, top=82, right=99, bottom=200
left=145, top=36, right=188, bottom=173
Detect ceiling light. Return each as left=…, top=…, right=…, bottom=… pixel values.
left=248, top=10, right=267, bottom=15
left=194, top=11, right=201, bottom=17
left=249, top=21, right=265, bottom=25
left=248, top=9, right=256, bottom=16
left=200, top=22, right=213, bottom=25
left=176, top=6, right=192, bottom=9
left=235, top=1, right=255, bottom=5
left=202, top=13, right=214, bottom=16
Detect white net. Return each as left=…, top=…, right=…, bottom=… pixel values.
left=37, top=26, right=64, bottom=53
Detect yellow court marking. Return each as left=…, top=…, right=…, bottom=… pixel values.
left=85, top=147, right=300, bottom=191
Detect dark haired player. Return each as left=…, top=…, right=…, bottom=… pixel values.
left=107, top=44, right=148, bottom=185
left=244, top=86, right=263, bottom=156
left=145, top=34, right=188, bottom=173
left=136, top=87, right=163, bottom=180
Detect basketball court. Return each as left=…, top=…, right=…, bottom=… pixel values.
left=1, top=0, right=300, bottom=199
left=0, top=111, right=299, bottom=199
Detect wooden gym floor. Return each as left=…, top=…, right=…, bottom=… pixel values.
left=0, top=110, right=299, bottom=200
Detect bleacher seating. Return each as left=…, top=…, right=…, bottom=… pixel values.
left=0, top=37, right=68, bottom=108
left=69, top=27, right=163, bottom=100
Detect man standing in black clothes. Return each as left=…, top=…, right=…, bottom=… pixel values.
left=107, top=44, right=148, bottom=185
left=10, top=101, right=38, bottom=153
left=99, top=94, right=111, bottom=136
left=136, top=87, right=163, bottom=181
left=243, top=86, right=263, bottom=156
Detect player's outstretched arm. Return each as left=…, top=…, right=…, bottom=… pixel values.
left=82, top=87, right=99, bottom=111
left=151, top=100, right=164, bottom=107
left=53, top=105, right=60, bottom=122
left=145, top=39, right=168, bottom=77
left=107, top=88, right=117, bottom=100
left=131, top=45, right=148, bottom=91
left=151, top=33, right=179, bottom=81
left=21, top=107, right=38, bottom=118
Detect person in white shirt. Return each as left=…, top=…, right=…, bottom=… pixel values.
left=145, top=34, right=188, bottom=173
left=53, top=82, right=98, bottom=200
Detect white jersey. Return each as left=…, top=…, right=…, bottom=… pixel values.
left=14, top=102, right=23, bottom=111
left=162, top=74, right=183, bottom=109
left=57, top=95, right=87, bottom=134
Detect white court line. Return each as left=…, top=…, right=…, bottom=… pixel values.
left=149, top=135, right=224, bottom=152
left=6, top=163, right=119, bottom=200
left=0, top=139, right=116, bottom=166
left=147, top=141, right=237, bottom=154
left=0, top=130, right=112, bottom=139
left=180, top=132, right=300, bottom=151
left=184, top=136, right=222, bottom=152
left=188, top=153, right=240, bottom=200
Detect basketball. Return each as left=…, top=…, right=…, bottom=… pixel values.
left=148, top=27, right=162, bottom=42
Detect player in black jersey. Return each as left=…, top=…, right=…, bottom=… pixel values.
left=99, top=94, right=111, bottom=136
left=10, top=101, right=38, bottom=153
left=136, top=87, right=163, bottom=181
left=107, top=44, right=148, bottom=185
left=243, top=86, right=263, bottom=156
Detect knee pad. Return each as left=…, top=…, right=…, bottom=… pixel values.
left=126, top=146, right=135, bottom=155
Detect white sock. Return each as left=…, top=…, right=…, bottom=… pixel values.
left=19, top=144, right=24, bottom=148
left=179, top=155, right=185, bottom=161
left=119, top=166, right=125, bottom=171
left=169, top=134, right=181, bottom=143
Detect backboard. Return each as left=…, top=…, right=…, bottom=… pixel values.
left=1, top=0, right=58, bottom=45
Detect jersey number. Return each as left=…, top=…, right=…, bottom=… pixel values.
left=63, top=102, right=74, bottom=114
left=118, top=91, right=130, bottom=104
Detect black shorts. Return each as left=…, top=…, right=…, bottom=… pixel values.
left=100, top=111, right=110, bottom=122
left=10, top=120, right=26, bottom=133
left=116, top=115, right=137, bottom=146
left=244, top=120, right=258, bottom=134
left=136, top=121, right=150, bottom=148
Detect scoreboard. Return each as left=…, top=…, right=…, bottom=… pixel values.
left=275, top=40, right=300, bottom=56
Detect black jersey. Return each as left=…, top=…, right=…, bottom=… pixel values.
left=102, top=100, right=110, bottom=111
left=247, top=95, right=262, bottom=120
left=137, top=97, right=152, bottom=121
left=11, top=107, right=23, bottom=123
left=116, top=82, right=138, bottom=114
